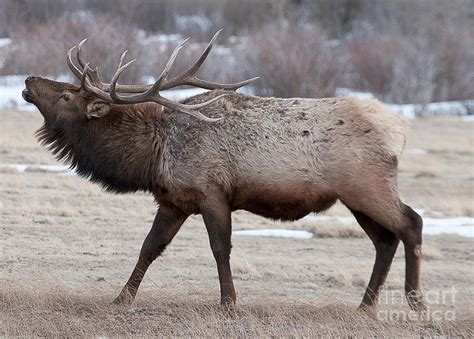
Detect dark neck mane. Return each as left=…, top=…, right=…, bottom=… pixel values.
left=36, top=105, right=165, bottom=193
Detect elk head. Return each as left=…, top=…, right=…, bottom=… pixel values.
left=23, top=30, right=258, bottom=126
left=22, top=76, right=112, bottom=124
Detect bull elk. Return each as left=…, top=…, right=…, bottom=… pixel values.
left=22, top=31, right=426, bottom=311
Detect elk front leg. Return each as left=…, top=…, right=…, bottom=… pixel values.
left=113, top=204, right=187, bottom=305
left=201, top=195, right=236, bottom=305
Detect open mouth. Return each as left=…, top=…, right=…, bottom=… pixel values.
left=22, top=88, right=34, bottom=103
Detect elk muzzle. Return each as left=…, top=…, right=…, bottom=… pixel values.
left=22, top=76, right=38, bottom=103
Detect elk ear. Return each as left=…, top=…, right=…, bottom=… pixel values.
left=86, top=100, right=111, bottom=119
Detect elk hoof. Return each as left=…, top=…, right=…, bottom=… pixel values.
left=407, top=298, right=428, bottom=312
left=406, top=291, right=427, bottom=312
left=219, top=297, right=236, bottom=312
left=357, top=303, right=377, bottom=316
left=112, top=291, right=134, bottom=306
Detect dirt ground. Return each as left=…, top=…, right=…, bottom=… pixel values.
left=0, top=108, right=473, bottom=336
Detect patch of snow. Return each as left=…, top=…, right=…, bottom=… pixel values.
left=161, top=88, right=208, bottom=101
left=303, top=212, right=474, bottom=238
left=385, top=103, right=417, bottom=118
left=423, top=225, right=474, bottom=237
left=175, top=15, right=212, bottom=34
left=405, top=148, right=428, bottom=155
left=228, top=36, right=240, bottom=45
left=214, top=45, right=232, bottom=56
left=233, top=229, right=314, bottom=239
left=336, top=87, right=474, bottom=118
left=461, top=115, right=474, bottom=121
left=140, top=32, right=183, bottom=45
left=336, top=87, right=374, bottom=100
left=424, top=216, right=474, bottom=228
left=0, top=37, right=12, bottom=48
left=325, top=39, right=341, bottom=48
left=1, top=164, right=28, bottom=172
left=0, top=75, right=37, bottom=111
left=0, top=163, right=75, bottom=175
left=386, top=101, right=473, bottom=118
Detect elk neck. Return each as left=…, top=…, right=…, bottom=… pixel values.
left=36, top=103, right=168, bottom=193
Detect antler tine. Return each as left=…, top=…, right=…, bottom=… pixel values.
left=118, top=50, right=128, bottom=69
left=178, top=29, right=222, bottom=82
left=109, top=59, right=137, bottom=103
left=67, top=46, right=83, bottom=80
left=80, top=62, right=89, bottom=88
left=80, top=63, right=114, bottom=101
left=66, top=39, right=88, bottom=82
left=76, top=39, right=88, bottom=68
left=161, top=29, right=259, bottom=91
left=67, top=39, right=106, bottom=90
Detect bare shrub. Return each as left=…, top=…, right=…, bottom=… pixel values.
left=348, top=34, right=437, bottom=104
left=244, top=24, right=346, bottom=98
left=1, top=13, right=145, bottom=83
left=431, top=29, right=474, bottom=102
left=348, top=28, right=474, bottom=104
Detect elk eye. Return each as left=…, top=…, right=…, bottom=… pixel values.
left=59, top=93, right=70, bottom=102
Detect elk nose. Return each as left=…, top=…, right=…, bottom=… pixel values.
left=25, top=76, right=37, bottom=82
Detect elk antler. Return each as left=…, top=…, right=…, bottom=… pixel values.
left=67, top=30, right=258, bottom=99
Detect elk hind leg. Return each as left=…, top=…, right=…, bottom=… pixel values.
left=201, top=194, right=236, bottom=306
left=343, top=187, right=426, bottom=311
left=349, top=208, right=399, bottom=309
left=400, top=203, right=426, bottom=311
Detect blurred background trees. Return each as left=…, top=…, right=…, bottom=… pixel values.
left=0, top=0, right=472, bottom=103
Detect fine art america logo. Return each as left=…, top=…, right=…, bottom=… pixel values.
left=377, top=287, right=457, bottom=321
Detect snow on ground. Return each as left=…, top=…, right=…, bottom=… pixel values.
left=161, top=88, right=208, bottom=100
left=0, top=163, right=75, bottom=175
left=0, top=75, right=37, bottom=111
left=386, top=101, right=474, bottom=119
left=335, top=87, right=375, bottom=100
left=0, top=37, right=12, bottom=48
left=139, top=31, right=182, bottom=45
left=336, top=87, right=474, bottom=119
left=235, top=212, right=474, bottom=239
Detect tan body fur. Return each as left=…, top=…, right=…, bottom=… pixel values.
left=166, top=92, right=407, bottom=223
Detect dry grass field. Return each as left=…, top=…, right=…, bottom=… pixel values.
left=0, top=107, right=473, bottom=336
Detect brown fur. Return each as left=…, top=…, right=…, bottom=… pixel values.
left=23, top=77, right=425, bottom=310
